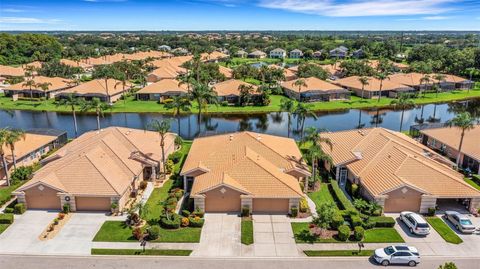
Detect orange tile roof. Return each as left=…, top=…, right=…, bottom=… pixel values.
left=137, top=79, right=188, bottom=95
left=421, top=125, right=480, bottom=161
left=333, top=76, right=414, bottom=92
left=6, top=76, right=72, bottom=92
left=1, top=132, right=59, bottom=164
left=321, top=128, right=480, bottom=198
left=218, top=65, right=233, bottom=78
left=201, top=51, right=229, bottom=61
left=61, top=78, right=131, bottom=97
left=212, top=79, right=258, bottom=97
left=17, top=127, right=176, bottom=196
left=0, top=65, right=25, bottom=77
left=60, top=59, right=93, bottom=69
left=281, top=77, right=347, bottom=93
left=182, top=132, right=309, bottom=198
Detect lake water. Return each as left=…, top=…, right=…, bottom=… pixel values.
left=0, top=102, right=473, bottom=140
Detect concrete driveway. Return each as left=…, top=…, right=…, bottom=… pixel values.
left=250, top=214, right=299, bottom=257
left=387, top=214, right=444, bottom=244
left=0, top=210, right=110, bottom=255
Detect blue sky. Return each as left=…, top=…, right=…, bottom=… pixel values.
left=1, top=0, right=479, bottom=31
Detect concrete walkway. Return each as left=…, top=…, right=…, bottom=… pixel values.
left=140, top=182, right=154, bottom=204
left=305, top=196, right=318, bottom=218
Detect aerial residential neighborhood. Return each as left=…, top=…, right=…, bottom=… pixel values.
left=0, top=1, right=480, bottom=269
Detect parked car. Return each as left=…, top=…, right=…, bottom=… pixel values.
left=444, top=211, right=476, bottom=234
left=374, top=245, right=420, bottom=266
left=400, top=211, right=430, bottom=235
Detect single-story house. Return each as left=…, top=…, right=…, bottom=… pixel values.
left=270, top=48, right=286, bottom=59
left=333, top=76, right=415, bottom=99
left=201, top=51, right=229, bottom=62
left=58, top=78, right=131, bottom=104
left=180, top=132, right=310, bottom=214
left=321, top=128, right=480, bottom=213
left=218, top=65, right=233, bottom=79
left=290, top=49, right=303, bottom=59
left=136, top=79, right=188, bottom=101
left=171, top=47, right=189, bottom=56
left=4, top=76, right=73, bottom=100
left=313, top=51, right=323, bottom=59
left=13, top=127, right=176, bottom=211
left=212, top=79, right=258, bottom=104
left=248, top=50, right=267, bottom=59
left=158, top=45, right=172, bottom=51
left=352, top=49, right=365, bottom=59
left=420, top=125, right=480, bottom=174
left=329, top=46, right=348, bottom=58
left=387, top=73, right=470, bottom=92
left=235, top=50, right=248, bottom=58
left=437, top=74, right=474, bottom=90
left=0, top=65, right=25, bottom=78
left=281, top=77, right=350, bottom=102
left=268, top=65, right=297, bottom=81
left=1, top=129, right=67, bottom=182
left=60, top=59, right=94, bottom=72
left=147, top=66, right=187, bottom=83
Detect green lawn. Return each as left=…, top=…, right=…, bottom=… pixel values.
left=426, top=217, right=463, bottom=244
left=307, top=183, right=338, bottom=210
left=2, top=88, right=480, bottom=114
left=142, top=180, right=174, bottom=222
left=0, top=180, right=27, bottom=207
left=304, top=250, right=374, bottom=257
left=241, top=219, right=254, bottom=245
left=291, top=223, right=404, bottom=244
left=91, top=248, right=192, bottom=256
left=92, top=221, right=202, bottom=243
left=0, top=223, right=11, bottom=234
left=465, top=178, right=480, bottom=191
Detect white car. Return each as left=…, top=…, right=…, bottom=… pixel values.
left=400, top=211, right=430, bottom=236
left=444, top=211, right=476, bottom=234
left=374, top=245, right=420, bottom=266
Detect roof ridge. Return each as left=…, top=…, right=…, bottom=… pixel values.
left=355, top=131, right=393, bottom=176
left=244, top=132, right=297, bottom=169
left=84, top=150, right=121, bottom=195
left=99, top=137, right=137, bottom=175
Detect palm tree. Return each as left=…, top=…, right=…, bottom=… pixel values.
left=358, top=76, right=369, bottom=99
left=0, top=129, right=11, bottom=186
left=375, top=72, right=389, bottom=102
left=147, top=119, right=171, bottom=178
left=57, top=94, right=84, bottom=137
left=189, top=81, right=218, bottom=121
left=5, top=129, right=26, bottom=170
left=36, top=82, right=52, bottom=107
left=390, top=94, right=415, bottom=131
left=466, top=68, right=479, bottom=93
left=294, top=103, right=317, bottom=140
left=293, top=79, right=307, bottom=102
left=302, top=127, right=333, bottom=193
left=81, top=97, right=110, bottom=130
left=420, top=74, right=431, bottom=98
left=238, top=84, right=254, bottom=106
left=433, top=74, right=446, bottom=97
left=446, top=112, right=475, bottom=167
left=22, top=78, right=36, bottom=99
left=165, top=96, right=191, bottom=134
left=280, top=98, right=295, bottom=138
left=115, top=74, right=129, bottom=106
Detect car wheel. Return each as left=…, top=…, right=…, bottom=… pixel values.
left=381, top=260, right=390, bottom=266
left=409, top=227, right=414, bottom=234
left=408, top=261, right=417, bottom=267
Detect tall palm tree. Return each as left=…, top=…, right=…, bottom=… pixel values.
left=57, top=94, right=84, bottom=137
left=189, top=81, right=218, bottom=121
left=375, top=72, right=389, bottom=102
left=36, top=82, right=52, bottom=107
left=293, top=79, right=307, bottom=102
left=280, top=98, right=295, bottom=138
left=432, top=74, right=446, bottom=97
left=446, top=112, right=475, bottom=167
left=0, top=129, right=11, bottom=186
left=294, top=102, right=317, bottom=140
left=81, top=97, right=110, bottom=130
left=165, top=96, right=191, bottom=134
left=238, top=84, right=254, bottom=106
left=5, top=129, right=26, bottom=170
left=22, top=78, right=36, bottom=99
left=302, top=127, right=333, bottom=193
left=147, top=119, right=171, bottom=177
left=466, top=68, right=479, bottom=93
left=390, top=94, right=415, bottom=131
left=115, top=74, right=129, bottom=106
left=358, top=76, right=369, bottom=99
left=420, top=74, right=431, bottom=98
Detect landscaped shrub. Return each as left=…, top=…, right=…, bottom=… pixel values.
left=193, top=210, right=204, bottom=218
left=10, top=166, right=34, bottom=183
left=188, top=217, right=205, bottom=227
left=139, top=181, right=148, bottom=190
left=181, top=210, right=191, bottom=217
left=4, top=208, right=14, bottom=214
left=351, top=215, right=363, bottom=227
left=166, top=197, right=178, bottom=205
left=351, top=183, right=359, bottom=198
left=13, top=203, right=26, bottom=214
left=427, top=207, right=436, bottom=216
left=299, top=198, right=309, bottom=213
left=241, top=206, right=250, bottom=217
left=220, top=101, right=229, bottom=106
left=53, top=218, right=59, bottom=225
left=160, top=214, right=181, bottom=229
left=166, top=159, right=174, bottom=174
left=370, top=216, right=396, bottom=228
left=62, top=203, right=71, bottom=213
left=290, top=207, right=298, bottom=218
left=353, top=226, right=365, bottom=241
left=353, top=199, right=382, bottom=216
left=331, top=212, right=345, bottom=229
left=58, top=213, right=65, bottom=220
left=173, top=190, right=184, bottom=199
left=132, top=227, right=144, bottom=240
left=147, top=225, right=161, bottom=240
left=168, top=151, right=183, bottom=164
left=181, top=217, right=190, bottom=227
left=329, top=180, right=356, bottom=211
left=362, top=219, right=376, bottom=230
left=337, top=225, right=350, bottom=241
left=0, top=213, right=14, bottom=224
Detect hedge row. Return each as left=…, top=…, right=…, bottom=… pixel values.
left=368, top=216, right=396, bottom=228
left=329, top=180, right=356, bottom=211
left=0, top=213, right=14, bottom=224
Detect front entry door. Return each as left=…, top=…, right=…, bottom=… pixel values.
left=339, top=167, right=348, bottom=187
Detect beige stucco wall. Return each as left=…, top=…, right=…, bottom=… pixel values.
left=204, top=186, right=242, bottom=212
left=24, top=184, right=61, bottom=210
left=384, top=186, right=423, bottom=213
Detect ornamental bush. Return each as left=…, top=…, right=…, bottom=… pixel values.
left=331, top=212, right=345, bottom=230
left=351, top=215, right=363, bottom=227
left=189, top=217, right=205, bottom=227
left=241, top=206, right=250, bottom=217
left=62, top=203, right=70, bottom=213
left=168, top=151, right=183, bottom=164
left=4, top=208, right=14, bottom=214
left=139, top=181, right=148, bottom=190
left=181, top=210, right=191, bottom=217
left=0, top=213, right=14, bottom=224
left=193, top=210, right=204, bottom=218
left=181, top=217, right=190, bottom=227
left=147, top=225, right=161, bottom=240
left=14, top=203, right=26, bottom=214
left=290, top=207, right=298, bottom=218
left=159, top=214, right=181, bottom=229
left=371, top=216, right=396, bottom=228
left=354, top=226, right=365, bottom=241
left=337, top=225, right=350, bottom=241
left=299, top=198, right=309, bottom=213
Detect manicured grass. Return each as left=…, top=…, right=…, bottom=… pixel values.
left=241, top=219, right=254, bottom=245
left=307, top=183, right=338, bottom=210
left=91, top=248, right=192, bottom=256
left=2, top=88, right=480, bottom=114
left=0, top=180, right=26, bottom=207
left=465, top=178, right=480, bottom=191
left=93, top=221, right=202, bottom=243
left=0, top=223, right=11, bottom=234
left=426, top=217, right=463, bottom=244
left=304, top=250, right=374, bottom=257
left=143, top=180, right=174, bottom=221
left=291, top=223, right=404, bottom=244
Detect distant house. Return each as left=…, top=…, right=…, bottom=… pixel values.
left=136, top=79, right=188, bottom=101
left=289, top=49, right=303, bottom=59
left=268, top=64, right=297, bottom=81
left=200, top=51, right=229, bottom=63
left=312, top=50, right=323, bottom=59
left=0, top=129, right=67, bottom=183
left=352, top=48, right=365, bottom=59
left=4, top=76, right=72, bottom=100
left=0, top=65, right=25, bottom=78
left=329, top=46, right=348, bottom=58
left=171, top=47, right=189, bottom=56
left=212, top=79, right=258, bottom=104
left=235, top=50, right=248, bottom=58
left=333, top=76, right=415, bottom=99
left=218, top=65, right=233, bottom=79
left=58, top=78, right=131, bottom=104
left=158, top=45, right=172, bottom=51
left=281, top=77, right=350, bottom=102
left=388, top=73, right=472, bottom=92
left=59, top=59, right=94, bottom=72
left=269, top=48, right=286, bottom=59
left=248, top=50, right=267, bottom=59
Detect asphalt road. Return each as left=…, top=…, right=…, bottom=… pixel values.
left=1, top=255, right=479, bottom=269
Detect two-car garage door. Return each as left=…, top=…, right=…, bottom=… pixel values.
left=253, top=198, right=289, bottom=213
left=75, top=197, right=111, bottom=211
left=24, top=185, right=61, bottom=210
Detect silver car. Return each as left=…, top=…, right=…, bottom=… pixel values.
left=374, top=245, right=420, bottom=267
left=444, top=211, right=476, bottom=234
left=400, top=211, right=430, bottom=236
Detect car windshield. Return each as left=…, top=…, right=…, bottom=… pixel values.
left=384, top=247, right=395, bottom=255
left=417, top=223, right=429, bottom=228
left=460, top=219, right=473, bottom=225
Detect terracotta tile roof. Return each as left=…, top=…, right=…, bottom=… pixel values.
left=84, top=51, right=172, bottom=66
left=0, top=65, right=25, bottom=77
left=218, top=65, right=233, bottom=78
left=389, top=72, right=438, bottom=87
left=201, top=51, right=229, bottom=61
left=61, top=79, right=131, bottom=97
left=183, top=132, right=309, bottom=198
left=60, top=59, right=93, bottom=69
left=333, top=76, right=414, bottom=92
left=17, top=127, right=176, bottom=196
left=6, top=76, right=72, bottom=92
left=281, top=77, right=347, bottom=94
left=212, top=79, right=258, bottom=97
left=321, top=128, right=480, bottom=197
left=268, top=65, right=296, bottom=80
left=137, top=79, right=188, bottom=95
left=421, top=125, right=480, bottom=161
left=1, top=132, right=60, bottom=164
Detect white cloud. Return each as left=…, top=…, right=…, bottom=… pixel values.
left=1, top=8, right=25, bottom=13
left=422, top=15, right=450, bottom=20
left=0, top=17, right=62, bottom=24
left=258, top=0, right=456, bottom=17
